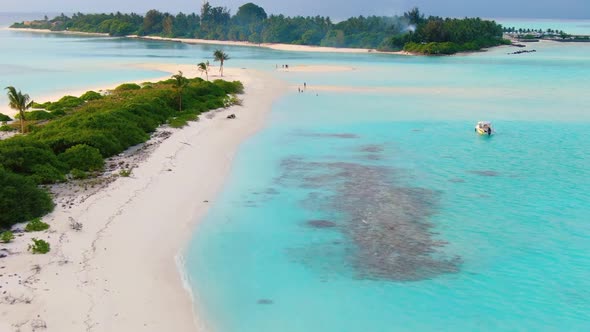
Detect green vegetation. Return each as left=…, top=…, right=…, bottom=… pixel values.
left=25, top=217, right=50, bottom=232
left=1, top=231, right=15, bottom=243
left=32, top=95, right=86, bottom=116
left=0, top=125, right=16, bottom=132
left=503, top=27, right=587, bottom=42
left=70, top=168, right=89, bottom=179
left=0, top=136, right=67, bottom=184
left=0, top=76, right=242, bottom=229
left=11, top=3, right=508, bottom=54
left=5, top=86, right=33, bottom=133
left=15, top=110, right=55, bottom=121
left=80, top=91, right=103, bottom=101
left=0, top=168, right=54, bottom=229
left=119, top=169, right=132, bottom=177
left=388, top=10, right=510, bottom=54
left=171, top=71, right=189, bottom=112
left=0, top=113, right=11, bottom=122
left=115, top=83, right=141, bottom=91
left=213, top=50, right=230, bottom=77
left=197, top=61, right=210, bottom=81
left=29, top=238, right=50, bottom=254
left=58, top=144, right=104, bottom=172
left=0, top=168, right=53, bottom=229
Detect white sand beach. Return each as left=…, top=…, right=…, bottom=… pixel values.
left=7, top=28, right=409, bottom=55
left=131, top=35, right=410, bottom=55
left=0, top=64, right=287, bottom=331
left=5, top=27, right=109, bottom=37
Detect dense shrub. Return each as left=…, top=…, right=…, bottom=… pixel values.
left=31, top=101, right=50, bottom=109
left=80, top=90, right=103, bottom=101
left=0, top=113, right=12, bottom=122
left=47, top=96, right=85, bottom=113
left=206, top=99, right=224, bottom=109
left=25, top=217, right=50, bottom=232
left=17, top=110, right=55, bottom=121
left=58, top=144, right=104, bottom=171
left=115, top=83, right=141, bottom=91
left=0, top=125, right=17, bottom=132
left=169, top=111, right=199, bottom=128
left=29, top=238, right=50, bottom=254
left=32, top=111, right=151, bottom=156
left=0, top=136, right=66, bottom=184
left=213, top=80, right=244, bottom=94
left=0, top=168, right=54, bottom=229
left=0, top=77, right=242, bottom=228
left=70, top=168, right=88, bottom=179
left=33, top=96, right=85, bottom=114
left=1, top=231, right=14, bottom=243
left=404, top=42, right=460, bottom=55
left=29, top=164, right=66, bottom=184
left=50, top=109, right=67, bottom=116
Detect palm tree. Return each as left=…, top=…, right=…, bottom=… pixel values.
left=5, top=86, right=33, bottom=133
left=171, top=71, right=188, bottom=112
left=197, top=61, right=209, bottom=81
left=213, top=50, right=229, bottom=77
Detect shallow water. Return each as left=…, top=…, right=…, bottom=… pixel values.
left=185, top=32, right=590, bottom=331
left=1, top=17, right=589, bottom=331
left=186, top=97, right=590, bottom=331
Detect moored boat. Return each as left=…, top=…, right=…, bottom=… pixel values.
left=475, top=121, right=493, bottom=136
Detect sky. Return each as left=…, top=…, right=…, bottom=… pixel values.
left=1, top=0, right=589, bottom=20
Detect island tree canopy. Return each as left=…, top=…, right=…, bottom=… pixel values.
left=11, top=3, right=509, bottom=54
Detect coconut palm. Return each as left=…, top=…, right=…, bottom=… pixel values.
left=171, top=71, right=188, bottom=112
left=197, top=61, right=209, bottom=81
left=5, top=86, right=33, bottom=133
left=213, top=50, right=229, bottom=77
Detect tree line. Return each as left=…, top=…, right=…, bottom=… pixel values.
left=11, top=2, right=508, bottom=54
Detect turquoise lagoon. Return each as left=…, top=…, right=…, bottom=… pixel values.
left=1, top=21, right=589, bottom=331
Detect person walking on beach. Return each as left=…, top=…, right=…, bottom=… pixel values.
left=304, top=82, right=307, bottom=90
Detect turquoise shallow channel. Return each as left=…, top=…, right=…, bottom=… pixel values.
left=1, top=16, right=590, bottom=332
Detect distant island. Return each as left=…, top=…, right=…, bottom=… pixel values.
left=502, top=26, right=590, bottom=43
left=11, top=2, right=511, bottom=55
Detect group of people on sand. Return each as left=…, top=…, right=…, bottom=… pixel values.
left=297, top=82, right=318, bottom=96
left=276, top=64, right=290, bottom=69
left=298, top=82, right=307, bottom=93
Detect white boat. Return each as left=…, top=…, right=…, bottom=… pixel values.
left=475, top=121, right=493, bottom=136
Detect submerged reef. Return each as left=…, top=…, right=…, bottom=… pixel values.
left=278, top=146, right=460, bottom=281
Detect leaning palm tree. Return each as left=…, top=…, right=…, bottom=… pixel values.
left=171, top=71, right=188, bottom=112
left=5, top=86, right=33, bottom=133
left=197, top=61, right=209, bottom=81
left=213, top=50, right=229, bottom=77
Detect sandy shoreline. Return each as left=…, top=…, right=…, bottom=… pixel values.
left=4, top=27, right=109, bottom=37
left=131, top=35, right=408, bottom=55
left=7, top=27, right=409, bottom=55
left=0, top=64, right=287, bottom=331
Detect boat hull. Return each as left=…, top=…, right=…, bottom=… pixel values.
left=475, top=127, right=493, bottom=136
